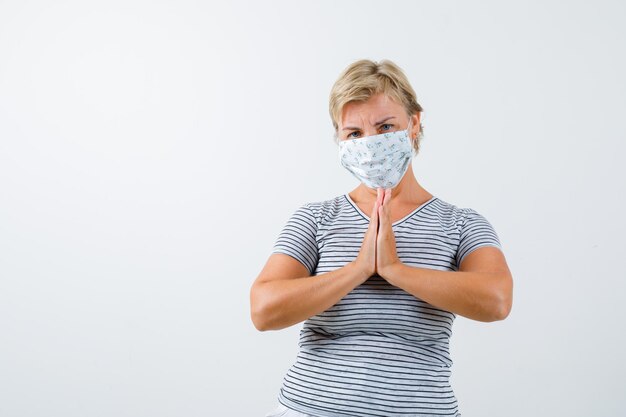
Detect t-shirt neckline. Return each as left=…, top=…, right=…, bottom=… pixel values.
left=343, top=193, right=437, bottom=227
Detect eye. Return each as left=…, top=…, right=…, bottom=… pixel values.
left=347, top=131, right=361, bottom=139
left=380, top=123, right=393, bottom=131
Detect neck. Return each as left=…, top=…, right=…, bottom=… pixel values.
left=351, top=162, right=433, bottom=203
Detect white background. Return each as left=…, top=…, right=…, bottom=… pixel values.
left=1, top=1, right=624, bottom=416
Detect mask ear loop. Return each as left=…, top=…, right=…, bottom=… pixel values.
left=407, top=116, right=418, bottom=157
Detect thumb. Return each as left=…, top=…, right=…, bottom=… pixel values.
left=378, top=188, right=392, bottom=229
left=370, top=198, right=379, bottom=232
left=377, top=200, right=388, bottom=231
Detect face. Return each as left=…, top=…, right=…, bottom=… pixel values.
left=338, top=93, right=420, bottom=141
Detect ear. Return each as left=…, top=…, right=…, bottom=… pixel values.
left=410, top=113, right=420, bottom=139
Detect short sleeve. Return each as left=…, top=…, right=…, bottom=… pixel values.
left=271, top=203, right=319, bottom=275
left=456, top=208, right=502, bottom=267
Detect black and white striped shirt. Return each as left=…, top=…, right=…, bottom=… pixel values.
left=271, top=193, right=502, bottom=417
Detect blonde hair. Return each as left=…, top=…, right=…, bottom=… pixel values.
left=329, top=59, right=424, bottom=155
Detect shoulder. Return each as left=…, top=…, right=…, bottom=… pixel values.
left=425, top=196, right=466, bottom=226
left=427, top=196, right=496, bottom=233
left=437, top=198, right=501, bottom=247
left=299, top=194, right=351, bottom=227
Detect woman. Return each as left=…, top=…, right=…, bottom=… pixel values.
left=250, top=59, right=513, bottom=417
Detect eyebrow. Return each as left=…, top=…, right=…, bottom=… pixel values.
left=341, top=116, right=396, bottom=132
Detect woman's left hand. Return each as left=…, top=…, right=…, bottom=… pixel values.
left=376, top=188, right=403, bottom=278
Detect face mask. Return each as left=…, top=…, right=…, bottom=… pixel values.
left=338, top=120, right=414, bottom=189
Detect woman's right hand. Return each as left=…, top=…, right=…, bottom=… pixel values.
left=352, top=190, right=382, bottom=281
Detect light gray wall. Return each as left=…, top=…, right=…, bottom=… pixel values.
left=1, top=1, right=624, bottom=416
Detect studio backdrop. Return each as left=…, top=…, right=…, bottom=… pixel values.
left=0, top=1, right=624, bottom=416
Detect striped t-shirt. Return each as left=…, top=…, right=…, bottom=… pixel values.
left=271, top=193, right=502, bottom=417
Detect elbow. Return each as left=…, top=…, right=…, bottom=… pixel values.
left=480, top=301, right=509, bottom=323
left=250, top=285, right=276, bottom=331
left=493, top=290, right=513, bottom=321
left=250, top=286, right=268, bottom=331
left=250, top=282, right=297, bottom=331
left=251, top=302, right=274, bottom=332
left=493, top=301, right=511, bottom=321
left=492, top=272, right=513, bottom=321
left=252, top=307, right=287, bottom=331
left=251, top=312, right=269, bottom=332
left=251, top=300, right=292, bottom=331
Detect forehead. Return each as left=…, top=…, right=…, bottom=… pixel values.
left=340, top=93, right=404, bottom=126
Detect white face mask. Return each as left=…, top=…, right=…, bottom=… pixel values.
left=338, top=121, right=414, bottom=189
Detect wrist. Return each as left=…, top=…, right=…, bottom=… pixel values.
left=379, top=261, right=406, bottom=284
left=348, top=260, right=372, bottom=283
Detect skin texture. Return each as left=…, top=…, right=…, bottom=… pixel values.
left=250, top=93, right=513, bottom=331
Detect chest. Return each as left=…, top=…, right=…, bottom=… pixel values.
left=315, top=220, right=458, bottom=274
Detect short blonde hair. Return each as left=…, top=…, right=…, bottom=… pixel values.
left=329, top=59, right=424, bottom=155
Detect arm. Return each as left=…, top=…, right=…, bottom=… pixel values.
left=375, top=188, right=513, bottom=322
left=250, top=254, right=370, bottom=331
left=380, top=246, right=513, bottom=322
left=252, top=198, right=379, bottom=332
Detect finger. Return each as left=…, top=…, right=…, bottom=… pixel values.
left=372, top=198, right=379, bottom=226
left=372, top=187, right=384, bottom=223
left=380, top=188, right=389, bottom=214
left=369, top=198, right=379, bottom=229
left=383, top=188, right=391, bottom=208
left=378, top=196, right=388, bottom=228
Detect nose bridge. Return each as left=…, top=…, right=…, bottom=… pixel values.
left=363, top=121, right=404, bottom=137
left=366, top=114, right=382, bottom=136
left=342, top=113, right=405, bottom=138
left=363, top=116, right=383, bottom=137
left=363, top=124, right=379, bottom=137
left=355, top=112, right=379, bottom=137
